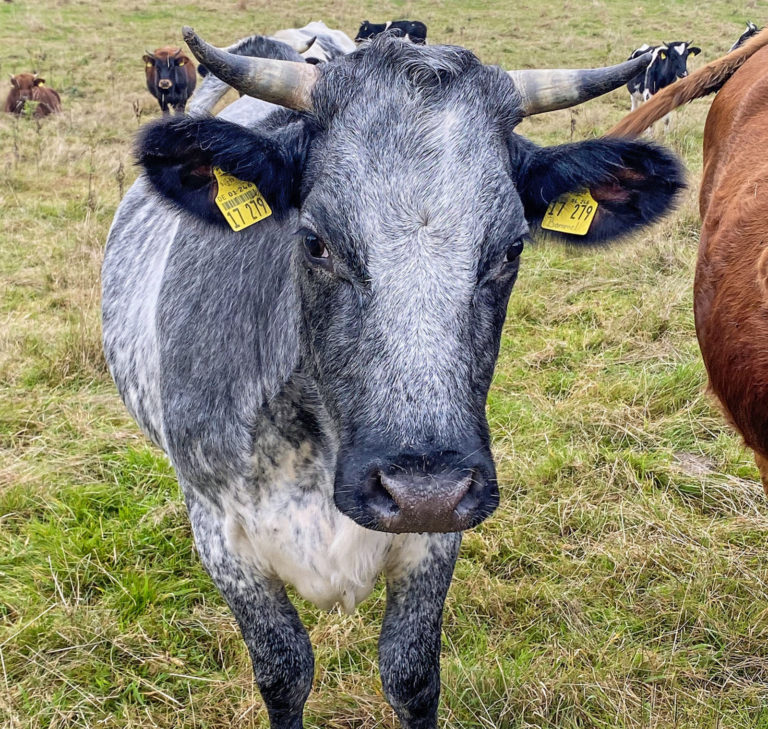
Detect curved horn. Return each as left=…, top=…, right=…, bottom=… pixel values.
left=508, top=52, right=653, bottom=116
left=182, top=26, right=318, bottom=111
left=292, top=36, right=317, bottom=55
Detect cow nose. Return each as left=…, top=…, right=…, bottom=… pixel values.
left=158, top=79, right=172, bottom=89
left=369, top=469, right=473, bottom=531
left=335, top=451, right=499, bottom=533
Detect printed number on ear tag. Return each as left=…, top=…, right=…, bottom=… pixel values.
left=541, top=190, right=598, bottom=236
left=213, top=167, right=272, bottom=231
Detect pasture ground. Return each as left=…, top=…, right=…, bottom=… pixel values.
left=2, top=0, right=768, bottom=727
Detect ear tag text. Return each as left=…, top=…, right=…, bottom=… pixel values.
left=541, top=190, right=598, bottom=236
left=213, top=167, right=272, bottom=231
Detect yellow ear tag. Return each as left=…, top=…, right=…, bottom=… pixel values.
left=541, top=190, right=598, bottom=236
left=660, top=51, right=667, bottom=59
left=213, top=167, right=272, bottom=231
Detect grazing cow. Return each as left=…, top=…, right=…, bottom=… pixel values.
left=103, top=30, right=683, bottom=728
left=355, top=19, right=428, bottom=44
left=730, top=21, right=760, bottom=51
left=4, top=73, right=61, bottom=117
left=189, top=24, right=355, bottom=118
left=143, top=46, right=196, bottom=114
left=609, top=30, right=768, bottom=494
left=626, top=41, right=701, bottom=111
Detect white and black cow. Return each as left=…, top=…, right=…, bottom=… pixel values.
left=730, top=21, right=761, bottom=51
left=355, top=19, right=428, bottom=44
left=626, top=41, right=701, bottom=111
left=103, top=30, right=682, bottom=728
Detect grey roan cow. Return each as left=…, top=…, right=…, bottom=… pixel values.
left=102, top=28, right=683, bottom=728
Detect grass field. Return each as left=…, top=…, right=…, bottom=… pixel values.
left=2, top=0, right=768, bottom=727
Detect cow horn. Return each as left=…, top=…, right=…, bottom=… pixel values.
left=508, top=51, right=653, bottom=116
left=290, top=36, right=317, bottom=54
left=182, top=26, right=319, bottom=111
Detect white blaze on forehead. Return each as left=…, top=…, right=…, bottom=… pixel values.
left=674, top=43, right=687, bottom=55
left=362, top=107, right=488, bottom=437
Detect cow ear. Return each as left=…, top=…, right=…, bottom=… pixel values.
left=142, top=54, right=153, bottom=64
left=33, top=77, right=45, bottom=86
left=689, top=46, right=701, bottom=55
left=137, top=116, right=309, bottom=226
left=517, top=137, right=685, bottom=244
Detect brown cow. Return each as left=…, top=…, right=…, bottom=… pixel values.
left=143, top=46, right=196, bottom=114
left=4, top=73, right=62, bottom=117
left=609, top=30, right=768, bottom=494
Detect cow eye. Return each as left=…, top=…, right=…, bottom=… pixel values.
left=303, top=233, right=333, bottom=269
left=505, top=237, right=525, bottom=264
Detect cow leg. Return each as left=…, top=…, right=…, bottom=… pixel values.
left=754, top=451, right=768, bottom=497
left=172, top=102, right=186, bottom=115
left=379, top=533, right=461, bottom=729
left=185, top=490, right=314, bottom=729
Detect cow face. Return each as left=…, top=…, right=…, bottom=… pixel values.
left=144, top=49, right=190, bottom=92
left=355, top=20, right=382, bottom=43
left=9, top=73, right=45, bottom=101
left=138, top=38, right=683, bottom=533
left=660, top=41, right=701, bottom=82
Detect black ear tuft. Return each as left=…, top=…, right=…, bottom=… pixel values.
left=518, top=137, right=685, bottom=245
left=136, top=116, right=309, bottom=226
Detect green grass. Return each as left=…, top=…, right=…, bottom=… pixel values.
left=2, top=0, right=768, bottom=727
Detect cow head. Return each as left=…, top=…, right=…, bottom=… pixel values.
left=143, top=47, right=192, bottom=91
left=659, top=41, right=701, bottom=81
left=138, top=32, right=683, bottom=534
left=9, top=72, right=45, bottom=101
left=355, top=21, right=379, bottom=43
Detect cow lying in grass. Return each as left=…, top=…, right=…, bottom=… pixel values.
left=4, top=73, right=61, bottom=117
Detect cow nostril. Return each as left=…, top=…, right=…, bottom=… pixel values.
left=363, top=470, right=400, bottom=518
left=454, top=470, right=485, bottom=518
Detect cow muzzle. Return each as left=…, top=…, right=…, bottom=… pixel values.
left=334, top=450, right=499, bottom=533
left=157, top=79, right=173, bottom=90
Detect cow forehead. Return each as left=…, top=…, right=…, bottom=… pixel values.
left=305, top=101, right=521, bottom=262
left=12, top=73, right=36, bottom=88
